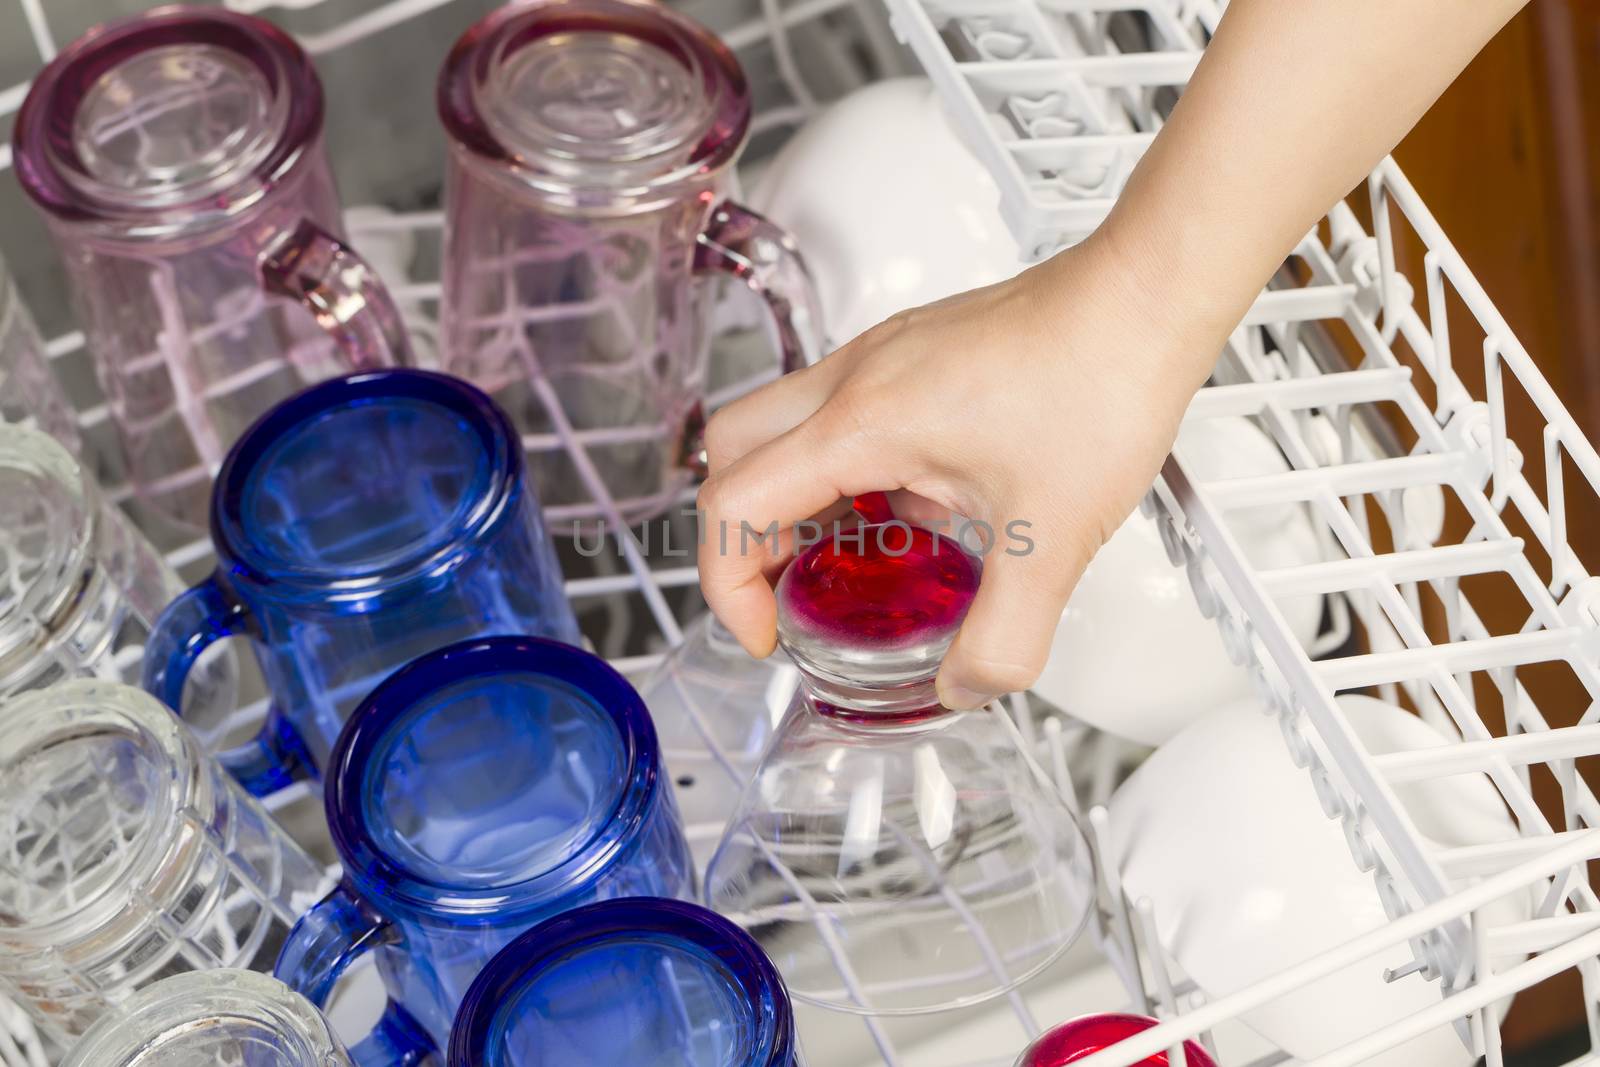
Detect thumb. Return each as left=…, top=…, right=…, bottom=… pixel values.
left=936, top=518, right=1092, bottom=710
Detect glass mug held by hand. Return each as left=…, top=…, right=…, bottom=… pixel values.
left=704, top=522, right=1096, bottom=1015
left=142, top=369, right=577, bottom=795
left=14, top=6, right=413, bottom=532
left=437, top=0, right=824, bottom=528
left=275, top=636, right=693, bottom=1057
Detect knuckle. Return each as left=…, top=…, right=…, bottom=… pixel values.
left=702, top=408, right=739, bottom=465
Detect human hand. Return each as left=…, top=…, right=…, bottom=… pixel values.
left=695, top=229, right=1223, bottom=709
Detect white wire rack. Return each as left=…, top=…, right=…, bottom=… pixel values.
left=886, top=0, right=1600, bottom=1064
left=2, top=1, right=1598, bottom=1066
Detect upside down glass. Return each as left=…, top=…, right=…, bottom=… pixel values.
left=0, top=680, right=329, bottom=1048
left=0, top=253, right=81, bottom=455
left=59, top=970, right=369, bottom=1067
left=639, top=612, right=798, bottom=867
left=704, top=523, right=1096, bottom=1014
left=142, top=369, right=577, bottom=795
left=14, top=7, right=413, bottom=532
left=275, top=636, right=694, bottom=1056
left=0, top=424, right=236, bottom=713
left=437, top=0, right=824, bottom=528
left=450, top=898, right=796, bottom=1067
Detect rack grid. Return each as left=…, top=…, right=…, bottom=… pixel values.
left=1, top=0, right=1597, bottom=1065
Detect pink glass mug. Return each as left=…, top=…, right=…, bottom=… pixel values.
left=14, top=6, right=412, bottom=533
left=437, top=0, right=823, bottom=529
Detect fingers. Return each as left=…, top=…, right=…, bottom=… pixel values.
left=703, top=352, right=853, bottom=474
left=698, top=399, right=901, bottom=658
left=936, top=521, right=1092, bottom=710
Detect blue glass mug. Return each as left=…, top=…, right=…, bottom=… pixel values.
left=450, top=898, right=797, bottom=1067
left=275, top=635, right=694, bottom=1056
left=142, top=369, right=579, bottom=794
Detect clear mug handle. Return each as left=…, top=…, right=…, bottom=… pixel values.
left=686, top=200, right=825, bottom=475
left=276, top=883, right=437, bottom=1067
left=260, top=219, right=416, bottom=371
left=141, top=574, right=313, bottom=796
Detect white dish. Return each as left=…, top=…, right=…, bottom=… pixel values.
left=751, top=78, right=1027, bottom=345
left=1107, top=694, right=1528, bottom=1066
left=1034, top=415, right=1325, bottom=746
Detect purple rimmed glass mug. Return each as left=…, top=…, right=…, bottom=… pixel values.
left=14, top=6, right=413, bottom=533
left=437, top=0, right=824, bottom=530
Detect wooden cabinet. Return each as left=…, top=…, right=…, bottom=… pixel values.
left=1387, top=3, right=1599, bottom=1054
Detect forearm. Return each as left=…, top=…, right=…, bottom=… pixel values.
left=1076, top=0, right=1527, bottom=361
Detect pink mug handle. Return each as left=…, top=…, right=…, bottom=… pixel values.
left=685, top=200, right=825, bottom=475
left=260, top=219, right=415, bottom=370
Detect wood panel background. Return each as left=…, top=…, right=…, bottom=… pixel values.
left=1380, top=0, right=1599, bottom=1052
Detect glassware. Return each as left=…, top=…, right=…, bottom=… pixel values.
left=450, top=898, right=796, bottom=1067
left=0, top=254, right=80, bottom=455
left=275, top=635, right=694, bottom=1055
left=437, top=0, right=824, bottom=529
left=142, top=369, right=578, bottom=795
left=0, top=424, right=237, bottom=714
left=639, top=612, right=798, bottom=864
left=1015, top=1014, right=1217, bottom=1066
left=57, top=970, right=380, bottom=1067
left=0, top=679, right=330, bottom=1049
left=704, top=522, right=1096, bottom=1015
left=13, top=7, right=414, bottom=533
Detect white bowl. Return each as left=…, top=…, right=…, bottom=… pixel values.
left=1107, top=694, right=1527, bottom=1065
left=750, top=78, right=1026, bottom=345
left=1033, top=415, right=1325, bottom=746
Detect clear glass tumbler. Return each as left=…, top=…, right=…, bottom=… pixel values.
left=13, top=7, right=414, bottom=533
left=0, top=424, right=236, bottom=712
left=142, top=369, right=577, bottom=796
left=0, top=679, right=330, bottom=1049
left=276, top=635, right=694, bottom=1057
left=437, top=0, right=824, bottom=528
left=704, top=523, right=1096, bottom=1015
left=449, top=898, right=796, bottom=1067
left=0, top=253, right=80, bottom=455
left=58, top=970, right=374, bottom=1067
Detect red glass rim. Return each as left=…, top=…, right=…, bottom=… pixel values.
left=12, top=5, right=324, bottom=227
left=437, top=0, right=751, bottom=195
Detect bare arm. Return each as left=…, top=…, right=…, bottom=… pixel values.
left=698, top=0, right=1529, bottom=708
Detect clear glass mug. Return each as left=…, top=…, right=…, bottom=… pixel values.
left=59, top=970, right=373, bottom=1067
left=13, top=6, right=414, bottom=533
left=0, top=680, right=330, bottom=1048
left=0, top=253, right=81, bottom=455
left=276, top=636, right=693, bottom=1057
left=0, top=423, right=235, bottom=714
left=437, top=0, right=824, bottom=529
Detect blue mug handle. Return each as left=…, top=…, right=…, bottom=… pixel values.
left=277, top=883, right=436, bottom=1067
left=142, top=574, right=312, bottom=796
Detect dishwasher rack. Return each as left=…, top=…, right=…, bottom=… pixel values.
left=0, top=0, right=1597, bottom=1065
left=887, top=0, right=1600, bottom=1064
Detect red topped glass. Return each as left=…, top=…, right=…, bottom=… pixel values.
left=704, top=523, right=1095, bottom=1015
left=436, top=0, right=824, bottom=529
left=14, top=6, right=412, bottom=532
left=1016, top=1014, right=1218, bottom=1067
